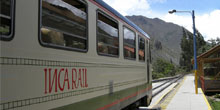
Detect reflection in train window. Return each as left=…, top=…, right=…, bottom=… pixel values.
left=97, top=12, right=119, bottom=56
left=124, top=27, right=136, bottom=59
left=41, top=0, right=87, bottom=51
left=0, top=0, right=14, bottom=39
left=139, top=36, right=145, bottom=61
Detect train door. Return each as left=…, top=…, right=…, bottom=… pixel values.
left=146, top=40, right=150, bottom=83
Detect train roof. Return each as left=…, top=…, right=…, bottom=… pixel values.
left=94, top=0, right=150, bottom=39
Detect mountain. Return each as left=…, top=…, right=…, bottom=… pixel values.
left=126, top=15, right=183, bottom=65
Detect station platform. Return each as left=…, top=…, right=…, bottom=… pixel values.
left=162, top=74, right=212, bottom=110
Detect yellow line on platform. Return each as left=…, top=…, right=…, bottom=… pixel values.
left=160, top=76, right=186, bottom=110
left=200, top=88, right=212, bottom=110
left=148, top=87, right=173, bottom=108
left=149, top=76, right=186, bottom=109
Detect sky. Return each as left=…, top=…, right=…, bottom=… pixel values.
left=103, top=0, right=220, bottom=41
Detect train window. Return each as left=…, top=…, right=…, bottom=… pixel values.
left=0, top=0, right=14, bottom=40
left=97, top=12, right=119, bottom=56
left=123, top=27, right=136, bottom=59
left=138, top=36, right=145, bottom=61
left=40, top=0, right=87, bottom=51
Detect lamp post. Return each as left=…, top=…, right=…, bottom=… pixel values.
left=169, top=10, right=198, bottom=94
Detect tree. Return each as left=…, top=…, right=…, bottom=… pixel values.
left=154, top=40, right=162, bottom=50
left=179, top=28, right=206, bottom=72
left=216, top=37, right=220, bottom=45
left=208, top=37, right=220, bottom=47
left=180, top=28, right=193, bottom=71
left=208, top=38, right=217, bottom=47
left=196, top=30, right=206, bottom=51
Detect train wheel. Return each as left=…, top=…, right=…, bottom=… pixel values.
left=140, top=96, right=148, bottom=106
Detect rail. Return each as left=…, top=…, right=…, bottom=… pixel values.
left=152, top=74, right=182, bottom=83
left=152, top=74, right=184, bottom=97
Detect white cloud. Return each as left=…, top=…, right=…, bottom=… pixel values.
left=196, top=10, right=220, bottom=40
left=148, top=0, right=167, bottom=4
left=163, top=13, right=192, bottom=32
left=103, top=0, right=151, bottom=16
left=163, top=10, right=220, bottom=41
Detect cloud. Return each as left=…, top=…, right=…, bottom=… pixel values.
left=163, top=13, right=192, bottom=31
left=163, top=10, right=220, bottom=41
left=196, top=10, right=220, bottom=40
left=148, top=0, right=167, bottom=4
left=103, top=0, right=151, bottom=16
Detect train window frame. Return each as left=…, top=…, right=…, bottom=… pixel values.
left=149, top=41, right=152, bottom=63
left=123, top=26, right=136, bottom=60
left=138, top=35, right=145, bottom=62
left=96, top=10, right=119, bottom=57
left=38, top=0, right=88, bottom=52
left=146, top=39, right=151, bottom=63
left=0, top=0, right=15, bottom=41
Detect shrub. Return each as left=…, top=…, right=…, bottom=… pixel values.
left=152, top=59, right=176, bottom=79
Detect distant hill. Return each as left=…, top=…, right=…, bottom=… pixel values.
left=126, top=15, right=184, bottom=65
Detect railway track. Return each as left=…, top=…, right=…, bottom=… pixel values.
left=138, top=74, right=184, bottom=110
left=123, top=75, right=184, bottom=110
left=152, top=74, right=184, bottom=97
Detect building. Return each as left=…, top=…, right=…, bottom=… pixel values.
left=193, top=45, right=220, bottom=93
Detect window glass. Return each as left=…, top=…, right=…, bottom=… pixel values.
left=0, top=0, right=14, bottom=38
left=97, top=12, right=119, bottom=56
left=124, top=27, right=136, bottom=59
left=139, top=36, right=145, bottom=61
left=41, top=0, right=87, bottom=50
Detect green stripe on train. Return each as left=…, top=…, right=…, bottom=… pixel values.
left=53, top=83, right=152, bottom=110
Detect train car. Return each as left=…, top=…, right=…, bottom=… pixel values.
left=0, top=0, right=152, bottom=110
